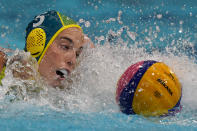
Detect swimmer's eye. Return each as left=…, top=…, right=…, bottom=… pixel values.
left=58, top=37, right=74, bottom=51
left=60, top=44, right=70, bottom=50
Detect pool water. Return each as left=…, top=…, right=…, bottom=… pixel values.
left=0, top=0, right=197, bottom=130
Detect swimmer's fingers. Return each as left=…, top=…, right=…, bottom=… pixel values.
left=12, top=66, right=34, bottom=80
left=0, top=47, right=14, bottom=53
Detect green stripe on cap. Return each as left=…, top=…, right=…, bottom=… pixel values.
left=57, top=12, right=78, bottom=26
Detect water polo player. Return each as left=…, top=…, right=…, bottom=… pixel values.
left=0, top=10, right=94, bottom=87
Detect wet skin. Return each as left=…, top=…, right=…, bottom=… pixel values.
left=0, top=51, right=6, bottom=72
left=38, top=27, right=94, bottom=87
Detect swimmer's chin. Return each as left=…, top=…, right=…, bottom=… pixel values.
left=47, top=79, right=71, bottom=90
left=47, top=80, right=62, bottom=88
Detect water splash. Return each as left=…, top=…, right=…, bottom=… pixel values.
left=0, top=9, right=197, bottom=127
left=0, top=36, right=197, bottom=119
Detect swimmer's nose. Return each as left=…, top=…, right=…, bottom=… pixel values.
left=67, top=58, right=76, bottom=69
left=66, top=50, right=77, bottom=68
left=67, top=61, right=74, bottom=66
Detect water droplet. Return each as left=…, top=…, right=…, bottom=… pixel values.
left=157, top=14, right=162, bottom=19
left=85, top=21, right=90, bottom=27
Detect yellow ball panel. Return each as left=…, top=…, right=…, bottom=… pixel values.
left=132, top=62, right=181, bottom=116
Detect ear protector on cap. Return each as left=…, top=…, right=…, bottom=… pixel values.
left=26, top=28, right=46, bottom=58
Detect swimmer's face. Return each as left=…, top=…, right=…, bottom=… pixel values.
left=38, top=27, right=89, bottom=87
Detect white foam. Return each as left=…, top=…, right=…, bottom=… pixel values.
left=0, top=28, right=196, bottom=122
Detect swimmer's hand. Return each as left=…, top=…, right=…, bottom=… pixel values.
left=12, top=61, right=34, bottom=80
left=7, top=52, right=38, bottom=80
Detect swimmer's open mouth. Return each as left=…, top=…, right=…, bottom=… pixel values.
left=56, top=69, right=69, bottom=79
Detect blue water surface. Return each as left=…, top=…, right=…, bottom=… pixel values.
left=0, top=0, right=197, bottom=130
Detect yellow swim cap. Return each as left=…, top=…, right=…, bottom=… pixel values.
left=25, top=10, right=82, bottom=65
